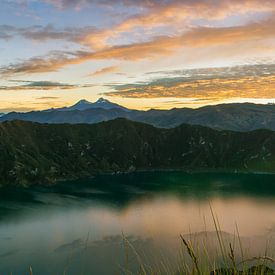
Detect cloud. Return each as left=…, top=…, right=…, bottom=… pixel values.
left=0, top=81, right=90, bottom=90
left=103, top=64, right=275, bottom=100
left=43, top=0, right=168, bottom=9
left=0, top=24, right=98, bottom=44
left=146, top=64, right=275, bottom=79
left=0, top=33, right=13, bottom=40
left=89, top=66, right=119, bottom=76
left=43, top=0, right=275, bottom=14
left=1, top=15, right=275, bottom=77
left=0, top=97, right=68, bottom=113
left=2, top=1, right=275, bottom=51
left=72, top=0, right=275, bottom=50
left=36, top=96, right=60, bottom=100
left=0, top=53, right=74, bottom=75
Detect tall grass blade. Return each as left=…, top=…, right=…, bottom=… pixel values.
left=180, top=235, right=201, bottom=275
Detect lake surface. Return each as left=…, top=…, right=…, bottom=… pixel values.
left=1, top=172, right=275, bottom=274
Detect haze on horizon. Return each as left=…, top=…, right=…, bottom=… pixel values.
left=0, top=0, right=274, bottom=112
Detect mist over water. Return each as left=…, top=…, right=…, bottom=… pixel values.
left=1, top=172, right=275, bottom=274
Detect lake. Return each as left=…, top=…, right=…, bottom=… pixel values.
left=1, top=172, right=275, bottom=274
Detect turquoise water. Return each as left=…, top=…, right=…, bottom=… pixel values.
left=1, top=172, right=275, bottom=274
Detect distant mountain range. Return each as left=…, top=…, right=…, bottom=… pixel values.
left=0, top=119, right=275, bottom=186
left=1, top=98, right=275, bottom=132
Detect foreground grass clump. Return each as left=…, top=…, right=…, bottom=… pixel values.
left=179, top=235, right=275, bottom=275
left=120, top=234, right=275, bottom=275
left=121, top=209, right=275, bottom=275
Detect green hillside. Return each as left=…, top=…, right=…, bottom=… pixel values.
left=0, top=119, right=275, bottom=186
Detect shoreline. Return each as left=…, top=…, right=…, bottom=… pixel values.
left=2, top=167, right=275, bottom=188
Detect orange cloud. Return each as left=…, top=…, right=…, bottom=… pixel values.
left=105, top=75, right=275, bottom=99
left=4, top=1, right=274, bottom=51
left=104, top=64, right=275, bottom=99
left=0, top=81, right=93, bottom=90
left=2, top=1, right=275, bottom=52
left=89, top=66, right=120, bottom=76
left=1, top=16, right=275, bottom=76
left=80, top=0, right=275, bottom=50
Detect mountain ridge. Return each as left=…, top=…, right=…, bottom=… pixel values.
left=1, top=100, right=275, bottom=132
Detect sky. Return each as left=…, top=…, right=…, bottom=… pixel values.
left=0, top=0, right=274, bottom=112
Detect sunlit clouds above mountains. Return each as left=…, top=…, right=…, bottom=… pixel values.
left=105, top=64, right=275, bottom=107
left=0, top=0, right=274, bottom=111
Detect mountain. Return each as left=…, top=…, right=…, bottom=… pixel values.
left=1, top=100, right=275, bottom=132
left=134, top=103, right=275, bottom=131
left=0, top=108, right=131, bottom=124
left=0, top=119, right=274, bottom=186
left=0, top=113, right=5, bottom=118
left=56, top=98, right=129, bottom=112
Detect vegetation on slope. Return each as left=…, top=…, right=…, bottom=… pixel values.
left=0, top=118, right=275, bottom=186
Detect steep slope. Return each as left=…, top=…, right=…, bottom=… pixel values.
left=0, top=119, right=275, bottom=186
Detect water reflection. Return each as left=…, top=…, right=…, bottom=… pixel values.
left=0, top=172, right=275, bottom=274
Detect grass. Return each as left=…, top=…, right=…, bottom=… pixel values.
left=119, top=235, right=275, bottom=274
left=22, top=234, right=275, bottom=275
left=119, top=208, right=275, bottom=275
left=14, top=208, right=275, bottom=275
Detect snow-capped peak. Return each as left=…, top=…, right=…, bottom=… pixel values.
left=96, top=97, right=109, bottom=104
left=56, top=98, right=129, bottom=112
left=78, top=99, right=91, bottom=104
